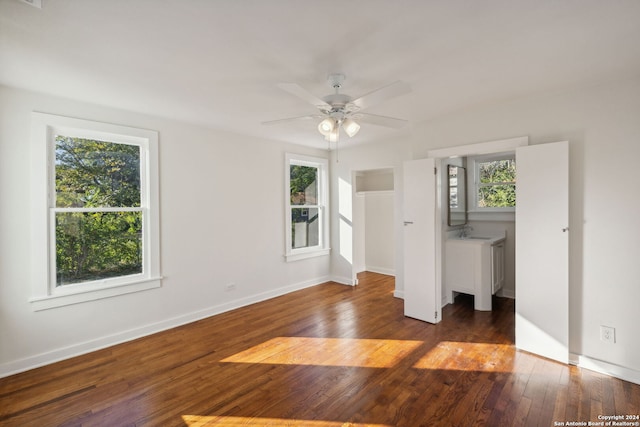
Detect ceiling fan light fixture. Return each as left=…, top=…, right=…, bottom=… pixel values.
left=342, top=118, right=360, bottom=137
left=318, top=118, right=335, bottom=136
left=325, top=127, right=339, bottom=143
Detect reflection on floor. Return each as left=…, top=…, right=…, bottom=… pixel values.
left=1, top=271, right=638, bottom=426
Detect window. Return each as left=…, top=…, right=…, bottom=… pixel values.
left=470, top=153, right=516, bottom=211
left=285, top=153, right=329, bottom=261
left=30, top=113, right=161, bottom=310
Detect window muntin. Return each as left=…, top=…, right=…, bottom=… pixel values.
left=474, top=156, right=516, bottom=210
left=285, top=154, right=329, bottom=261
left=30, top=113, right=161, bottom=310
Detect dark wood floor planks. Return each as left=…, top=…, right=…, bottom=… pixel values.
left=1, top=271, right=638, bottom=426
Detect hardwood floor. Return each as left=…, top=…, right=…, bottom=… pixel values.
left=1, top=272, right=639, bottom=426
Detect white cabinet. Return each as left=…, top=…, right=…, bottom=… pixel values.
left=445, top=236, right=505, bottom=311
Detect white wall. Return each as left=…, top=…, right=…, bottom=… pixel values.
left=364, top=192, right=395, bottom=275
left=4, top=76, right=640, bottom=382
left=412, top=77, right=640, bottom=377
left=0, top=86, right=330, bottom=376
left=353, top=194, right=366, bottom=274
left=329, top=139, right=411, bottom=286
left=333, top=77, right=640, bottom=381
left=353, top=170, right=395, bottom=277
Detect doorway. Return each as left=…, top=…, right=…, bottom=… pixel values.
left=352, top=168, right=395, bottom=281
left=404, top=136, right=570, bottom=364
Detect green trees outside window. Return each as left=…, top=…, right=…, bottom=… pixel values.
left=54, top=136, right=143, bottom=286
left=289, top=164, right=319, bottom=249
left=477, top=159, right=516, bottom=208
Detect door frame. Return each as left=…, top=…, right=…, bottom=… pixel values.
left=351, top=167, right=396, bottom=281
left=426, top=136, right=529, bottom=314
left=426, top=136, right=570, bottom=364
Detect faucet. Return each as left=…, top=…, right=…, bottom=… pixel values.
left=459, top=224, right=473, bottom=238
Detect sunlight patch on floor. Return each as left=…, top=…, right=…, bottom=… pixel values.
left=221, top=337, right=423, bottom=368
left=413, top=341, right=516, bottom=372
left=182, top=415, right=392, bottom=426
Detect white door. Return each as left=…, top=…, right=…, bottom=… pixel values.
left=403, top=158, right=440, bottom=323
left=516, top=141, right=569, bottom=363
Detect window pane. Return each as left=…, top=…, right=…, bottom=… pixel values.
left=478, top=184, right=516, bottom=208
left=449, top=186, right=459, bottom=208
left=55, top=136, right=141, bottom=208
left=55, top=211, right=142, bottom=286
left=291, top=207, right=319, bottom=249
left=479, top=159, right=516, bottom=184
left=290, top=165, right=318, bottom=205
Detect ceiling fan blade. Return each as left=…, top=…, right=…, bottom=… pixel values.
left=261, top=114, right=324, bottom=126
left=277, top=83, right=331, bottom=109
left=355, top=113, right=408, bottom=129
left=351, top=81, right=411, bottom=111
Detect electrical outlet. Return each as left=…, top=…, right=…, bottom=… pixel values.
left=600, top=325, right=615, bottom=343
left=224, top=282, right=236, bottom=292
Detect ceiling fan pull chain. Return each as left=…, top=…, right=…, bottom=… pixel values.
left=336, top=127, right=340, bottom=163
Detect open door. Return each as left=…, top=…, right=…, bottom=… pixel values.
left=403, top=158, right=440, bottom=323
left=516, top=141, right=569, bottom=363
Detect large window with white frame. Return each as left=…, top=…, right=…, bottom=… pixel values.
left=284, top=153, right=329, bottom=261
left=30, top=113, right=161, bottom=310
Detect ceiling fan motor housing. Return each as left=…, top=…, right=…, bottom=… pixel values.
left=322, top=93, right=352, bottom=108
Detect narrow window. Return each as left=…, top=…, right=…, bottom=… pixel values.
left=285, top=154, right=329, bottom=261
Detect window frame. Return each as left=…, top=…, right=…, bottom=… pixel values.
left=284, top=153, right=330, bottom=262
left=30, top=113, right=161, bottom=311
left=469, top=152, right=516, bottom=213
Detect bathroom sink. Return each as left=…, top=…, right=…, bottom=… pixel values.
left=467, top=236, right=492, bottom=240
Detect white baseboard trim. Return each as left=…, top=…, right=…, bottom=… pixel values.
left=570, top=353, right=640, bottom=386
left=498, top=288, right=515, bottom=299
left=364, top=266, right=396, bottom=276
left=393, top=289, right=404, bottom=299
left=331, top=275, right=357, bottom=286
left=0, top=276, right=330, bottom=379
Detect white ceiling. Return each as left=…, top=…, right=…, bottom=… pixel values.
left=2, top=0, right=640, bottom=149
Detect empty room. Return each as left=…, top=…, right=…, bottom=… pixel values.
left=1, top=1, right=639, bottom=426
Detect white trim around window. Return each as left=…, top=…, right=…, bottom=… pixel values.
left=30, top=112, right=162, bottom=311
left=284, top=153, right=330, bottom=262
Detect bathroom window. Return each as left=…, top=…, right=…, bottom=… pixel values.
left=470, top=154, right=516, bottom=211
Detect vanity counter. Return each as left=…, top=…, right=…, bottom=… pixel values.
left=447, top=235, right=505, bottom=245
left=445, top=234, right=506, bottom=311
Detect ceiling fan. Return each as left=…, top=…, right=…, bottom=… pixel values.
left=262, top=74, right=411, bottom=143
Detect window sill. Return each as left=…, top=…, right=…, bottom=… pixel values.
left=468, top=211, right=515, bottom=222
left=285, top=248, right=331, bottom=262
left=30, top=277, right=162, bottom=311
